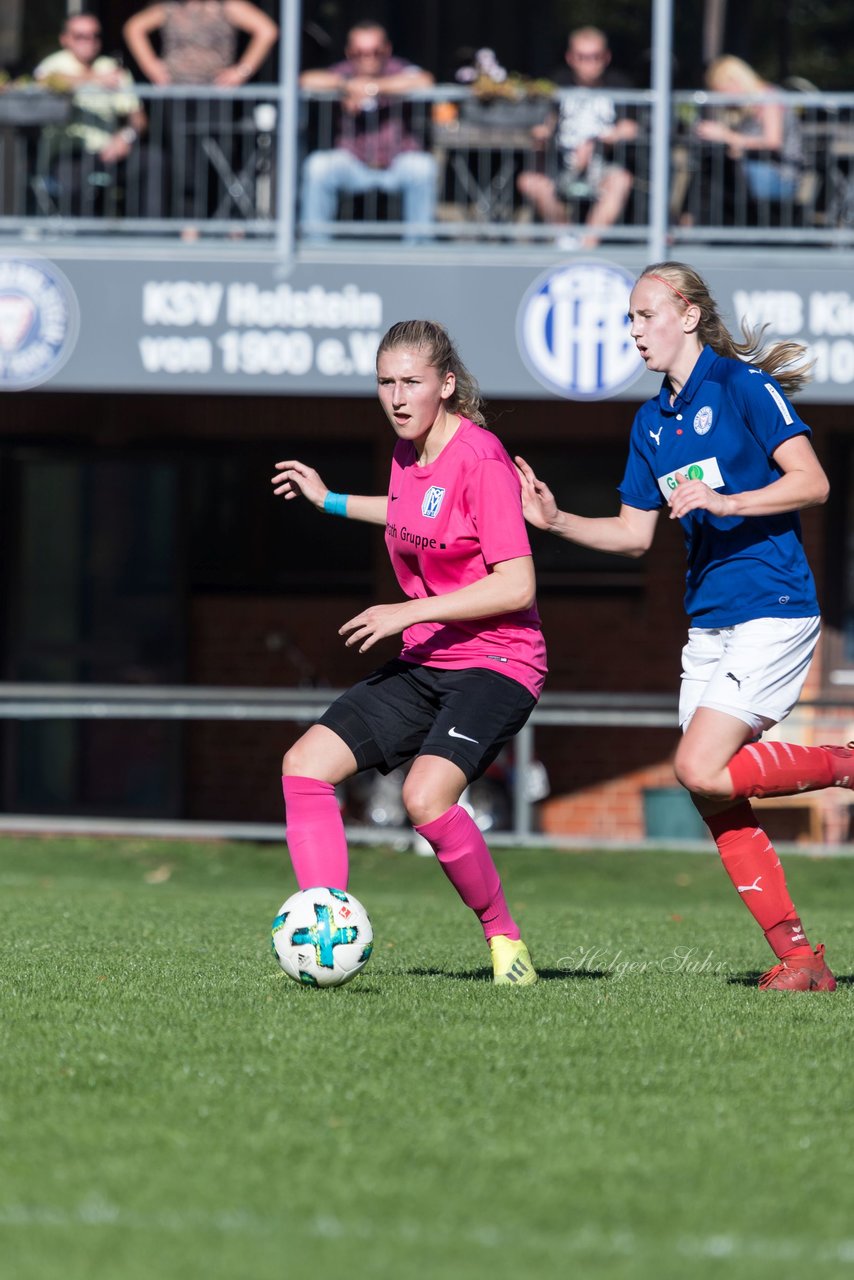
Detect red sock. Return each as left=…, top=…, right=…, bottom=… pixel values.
left=705, top=802, right=812, bottom=958
left=728, top=741, right=838, bottom=798
left=281, top=776, right=349, bottom=891
left=415, top=805, right=519, bottom=941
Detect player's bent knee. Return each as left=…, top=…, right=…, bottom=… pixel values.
left=673, top=755, right=703, bottom=793
left=401, top=777, right=448, bottom=828
left=673, top=755, right=730, bottom=800
left=401, top=786, right=432, bottom=828
left=282, top=741, right=316, bottom=778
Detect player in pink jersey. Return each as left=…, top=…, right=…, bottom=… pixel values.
left=271, top=320, right=546, bottom=985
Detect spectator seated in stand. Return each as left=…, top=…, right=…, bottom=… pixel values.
left=33, top=11, right=159, bottom=217
left=691, top=55, right=805, bottom=223
left=516, top=25, right=638, bottom=250
left=299, top=20, right=437, bottom=244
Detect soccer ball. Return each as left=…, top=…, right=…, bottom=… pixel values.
left=271, top=887, right=373, bottom=988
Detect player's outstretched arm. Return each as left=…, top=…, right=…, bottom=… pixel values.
left=514, top=455, right=559, bottom=530
left=271, top=459, right=388, bottom=525
left=515, top=455, right=658, bottom=557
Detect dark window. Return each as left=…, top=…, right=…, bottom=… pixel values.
left=187, top=444, right=375, bottom=593
left=520, top=445, right=644, bottom=591
left=2, top=450, right=183, bottom=815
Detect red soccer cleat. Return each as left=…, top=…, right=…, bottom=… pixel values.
left=759, top=943, right=837, bottom=992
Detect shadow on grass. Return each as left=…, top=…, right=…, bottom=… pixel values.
left=407, top=966, right=610, bottom=983
left=281, top=981, right=384, bottom=996
left=727, top=972, right=854, bottom=987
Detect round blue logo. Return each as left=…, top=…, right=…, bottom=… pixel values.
left=0, top=257, right=80, bottom=391
left=516, top=261, right=644, bottom=400
left=694, top=405, right=714, bottom=435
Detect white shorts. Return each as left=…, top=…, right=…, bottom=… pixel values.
left=679, top=616, right=821, bottom=737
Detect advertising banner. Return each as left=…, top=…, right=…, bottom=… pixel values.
left=2, top=249, right=853, bottom=402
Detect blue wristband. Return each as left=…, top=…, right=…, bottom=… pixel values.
left=323, top=491, right=349, bottom=517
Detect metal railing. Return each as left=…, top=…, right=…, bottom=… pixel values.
left=0, top=84, right=280, bottom=237
left=3, top=683, right=854, bottom=847
left=298, top=85, right=652, bottom=244
left=0, top=682, right=679, bottom=844
left=670, top=90, right=854, bottom=245
left=1, top=84, right=853, bottom=248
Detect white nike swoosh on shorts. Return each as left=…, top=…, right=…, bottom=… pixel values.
left=448, top=726, right=479, bottom=743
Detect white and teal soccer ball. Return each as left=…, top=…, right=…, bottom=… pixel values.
left=271, top=887, right=373, bottom=988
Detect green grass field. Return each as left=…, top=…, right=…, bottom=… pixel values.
left=1, top=835, right=852, bottom=1280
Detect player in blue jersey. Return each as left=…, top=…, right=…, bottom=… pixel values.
left=516, top=260, right=851, bottom=992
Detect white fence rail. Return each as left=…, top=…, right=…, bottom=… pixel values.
left=0, top=683, right=678, bottom=845
left=2, top=85, right=853, bottom=247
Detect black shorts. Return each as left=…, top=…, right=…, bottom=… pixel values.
left=318, top=659, right=537, bottom=783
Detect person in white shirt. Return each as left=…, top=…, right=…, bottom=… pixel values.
left=517, top=26, right=638, bottom=249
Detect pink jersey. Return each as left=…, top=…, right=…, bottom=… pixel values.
left=384, top=418, right=547, bottom=698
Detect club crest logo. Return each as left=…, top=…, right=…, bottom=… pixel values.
left=694, top=405, right=714, bottom=435
left=422, top=486, right=445, bottom=518
left=0, top=257, right=80, bottom=391
left=516, top=261, right=644, bottom=400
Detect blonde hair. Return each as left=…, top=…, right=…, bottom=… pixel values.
left=376, top=320, right=486, bottom=425
left=705, top=55, right=765, bottom=94
left=639, top=261, right=813, bottom=394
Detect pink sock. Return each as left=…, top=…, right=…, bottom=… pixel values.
left=415, top=804, right=519, bottom=941
left=281, top=776, right=348, bottom=891
left=727, top=741, right=837, bottom=798
left=705, top=802, right=812, bottom=958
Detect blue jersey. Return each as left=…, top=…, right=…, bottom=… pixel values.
left=618, top=345, right=819, bottom=626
